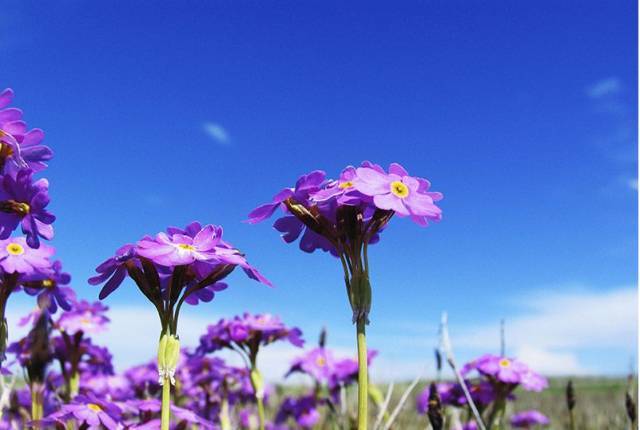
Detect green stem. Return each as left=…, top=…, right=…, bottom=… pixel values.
left=220, top=395, right=232, bottom=430
left=69, top=370, right=80, bottom=399
left=356, top=319, right=368, bottom=430
left=568, top=409, right=576, bottom=430
left=161, top=379, right=171, bottom=430
left=256, top=396, right=266, bottom=430
left=249, top=365, right=266, bottom=430
left=31, top=383, right=43, bottom=427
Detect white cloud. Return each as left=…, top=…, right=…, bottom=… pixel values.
left=202, top=122, right=230, bottom=145
left=628, top=178, right=638, bottom=191
left=456, top=287, right=637, bottom=349
left=587, top=77, right=622, bottom=99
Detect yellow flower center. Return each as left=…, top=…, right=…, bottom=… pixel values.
left=87, top=403, right=102, bottom=413
left=42, top=279, right=54, bottom=288
left=389, top=181, right=409, bottom=198
left=499, top=358, right=511, bottom=368
left=6, top=243, right=24, bottom=255
left=316, top=356, right=326, bottom=367
left=177, top=244, right=196, bottom=251
left=339, top=181, right=353, bottom=189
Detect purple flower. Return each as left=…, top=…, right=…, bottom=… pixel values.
left=183, top=281, right=227, bottom=305
left=462, top=354, right=548, bottom=392
left=510, top=410, right=550, bottom=428
left=0, top=237, right=53, bottom=275
left=136, top=225, right=223, bottom=267
left=56, top=300, right=110, bottom=335
left=90, top=222, right=271, bottom=305
left=275, top=394, right=322, bottom=429
left=0, top=89, right=52, bottom=176
left=354, top=162, right=442, bottom=223
left=88, top=244, right=137, bottom=300
left=22, top=260, right=74, bottom=313
left=287, top=347, right=335, bottom=383
left=0, top=169, right=55, bottom=248
left=43, top=393, right=122, bottom=430
left=198, top=313, right=304, bottom=355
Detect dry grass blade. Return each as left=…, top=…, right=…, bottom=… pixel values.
left=372, top=381, right=394, bottom=430
left=382, top=372, right=422, bottom=430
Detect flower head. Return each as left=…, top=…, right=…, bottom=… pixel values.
left=198, top=313, right=304, bottom=355
left=22, top=260, right=74, bottom=313
left=0, top=237, right=53, bottom=275
left=56, top=300, right=110, bottom=335
left=462, top=354, right=548, bottom=391
left=354, top=162, right=442, bottom=224
left=0, top=169, right=55, bottom=248
left=510, top=410, right=550, bottom=428
left=42, top=393, right=122, bottom=430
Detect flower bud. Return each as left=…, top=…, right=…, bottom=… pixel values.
left=250, top=368, right=265, bottom=399
left=157, top=333, right=180, bottom=385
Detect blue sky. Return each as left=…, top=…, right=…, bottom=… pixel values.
left=0, top=0, right=637, bottom=378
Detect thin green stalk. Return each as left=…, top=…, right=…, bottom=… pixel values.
left=220, top=395, right=232, bottom=430
left=256, top=396, right=266, bottom=430
left=161, top=379, right=171, bottom=430
left=356, top=318, right=368, bottom=430
left=31, top=383, right=43, bottom=427
left=250, top=365, right=266, bottom=430
left=68, top=370, right=80, bottom=399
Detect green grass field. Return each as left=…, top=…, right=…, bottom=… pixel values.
left=269, top=377, right=636, bottom=429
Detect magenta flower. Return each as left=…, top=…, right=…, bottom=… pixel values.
left=88, top=243, right=137, bottom=300
left=463, top=354, right=548, bottom=391
left=56, top=300, right=110, bottom=335
left=0, top=88, right=52, bottom=176
left=354, top=162, right=442, bottom=223
left=22, top=260, right=75, bottom=313
left=0, top=169, right=55, bottom=248
left=42, top=393, right=122, bottom=430
left=136, top=225, right=223, bottom=267
left=0, top=237, right=53, bottom=275
left=510, top=410, right=550, bottom=428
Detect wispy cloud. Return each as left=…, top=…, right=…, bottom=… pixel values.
left=628, top=178, right=638, bottom=191
left=586, top=77, right=622, bottom=99
left=202, top=122, right=230, bottom=145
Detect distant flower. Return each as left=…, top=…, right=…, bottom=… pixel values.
left=22, top=260, right=75, bottom=313
left=56, top=300, right=110, bottom=335
left=0, top=169, right=55, bottom=247
left=0, top=237, right=53, bottom=275
left=287, top=347, right=335, bottom=383
left=462, top=354, right=548, bottom=392
left=510, top=410, right=550, bottom=428
left=275, top=394, right=322, bottom=429
left=198, top=313, right=304, bottom=355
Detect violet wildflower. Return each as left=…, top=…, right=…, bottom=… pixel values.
left=197, top=313, right=303, bottom=430
left=353, top=162, right=442, bottom=222
left=90, top=222, right=270, bottom=430
left=249, top=161, right=442, bottom=430
left=50, top=301, right=112, bottom=400
left=509, top=410, right=550, bottom=428
left=0, top=237, right=54, bottom=364
left=462, top=354, right=547, bottom=428
left=22, top=260, right=74, bottom=313
left=42, top=393, right=123, bottom=430
left=0, top=169, right=55, bottom=248
left=275, top=394, right=322, bottom=429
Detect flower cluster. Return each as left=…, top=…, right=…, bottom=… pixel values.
left=0, top=88, right=60, bottom=365
left=416, top=354, right=549, bottom=429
